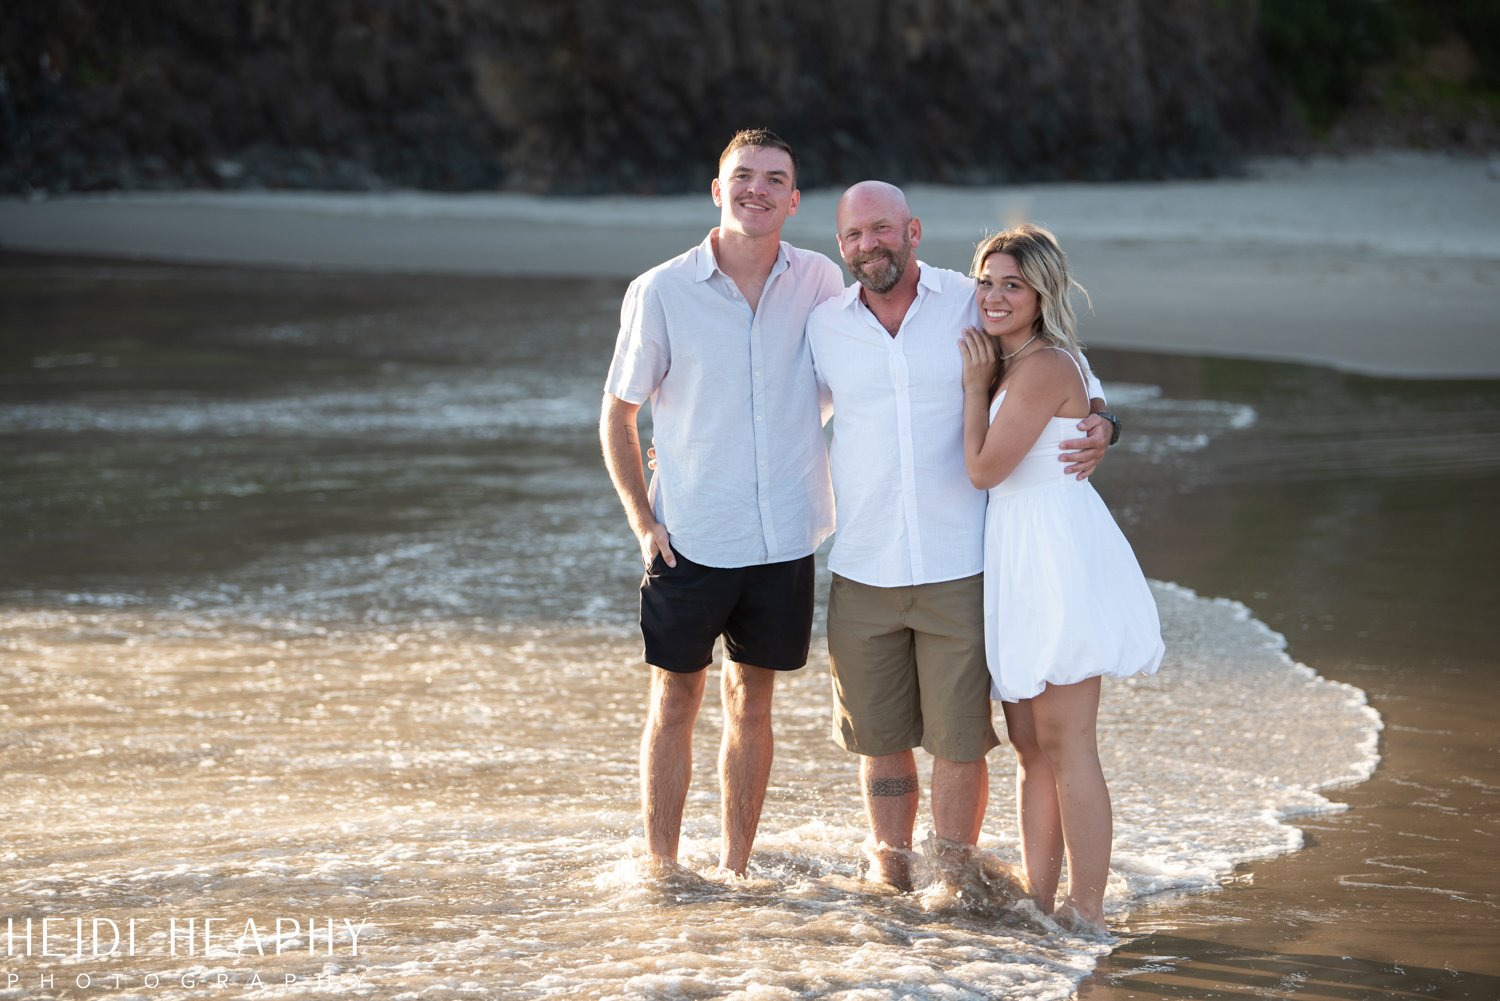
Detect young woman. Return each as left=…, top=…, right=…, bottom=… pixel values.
left=958, top=224, right=1164, bottom=933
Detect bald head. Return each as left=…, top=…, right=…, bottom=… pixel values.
left=836, top=181, right=911, bottom=230
left=836, top=181, right=921, bottom=296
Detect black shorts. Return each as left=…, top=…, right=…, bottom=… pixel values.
left=640, top=552, right=816, bottom=673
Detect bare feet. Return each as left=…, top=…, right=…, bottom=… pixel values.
left=627, top=854, right=725, bottom=898
left=1053, top=900, right=1108, bottom=937
left=919, top=837, right=1034, bottom=918
left=862, top=839, right=914, bottom=892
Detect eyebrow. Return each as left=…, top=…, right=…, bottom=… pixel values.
left=841, top=217, right=897, bottom=234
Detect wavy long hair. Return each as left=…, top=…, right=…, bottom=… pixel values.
left=970, top=224, right=1090, bottom=359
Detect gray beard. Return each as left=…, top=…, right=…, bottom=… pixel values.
left=854, top=252, right=904, bottom=294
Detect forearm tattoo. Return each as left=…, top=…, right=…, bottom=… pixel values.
left=867, top=774, right=919, bottom=797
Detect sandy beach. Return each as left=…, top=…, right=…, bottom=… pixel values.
left=3, top=152, right=1499, bottom=999
left=4, top=152, right=1500, bottom=377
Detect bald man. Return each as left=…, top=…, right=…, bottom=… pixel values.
left=807, top=182, right=1113, bottom=888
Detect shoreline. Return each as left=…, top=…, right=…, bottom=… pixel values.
left=2, top=252, right=1497, bottom=997
left=1074, top=344, right=1500, bottom=996
left=3, top=152, right=1500, bottom=378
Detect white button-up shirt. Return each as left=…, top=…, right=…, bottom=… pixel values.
left=809, top=263, right=1103, bottom=587
left=605, top=231, right=844, bottom=568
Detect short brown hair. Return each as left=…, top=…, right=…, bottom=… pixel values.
left=719, top=128, right=798, bottom=183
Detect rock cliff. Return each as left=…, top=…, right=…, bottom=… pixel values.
left=4, top=0, right=1287, bottom=194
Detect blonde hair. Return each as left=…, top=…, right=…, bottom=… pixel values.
left=970, top=224, right=1089, bottom=355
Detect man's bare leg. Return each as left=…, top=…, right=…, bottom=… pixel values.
left=718, top=661, right=777, bottom=875
left=862, top=750, right=919, bottom=890
left=640, top=666, right=707, bottom=864
left=931, top=755, right=988, bottom=845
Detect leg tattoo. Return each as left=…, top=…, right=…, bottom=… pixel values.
left=867, top=774, right=919, bottom=797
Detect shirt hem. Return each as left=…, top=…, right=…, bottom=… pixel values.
left=827, top=565, right=983, bottom=588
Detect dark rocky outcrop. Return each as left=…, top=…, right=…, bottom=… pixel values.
left=4, top=0, right=1294, bottom=194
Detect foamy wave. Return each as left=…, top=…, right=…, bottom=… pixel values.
left=1101, top=384, right=1258, bottom=459
left=0, top=376, right=590, bottom=439
left=0, top=583, right=1380, bottom=1001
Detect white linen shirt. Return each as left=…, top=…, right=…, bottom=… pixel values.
left=809, top=263, right=1103, bottom=587
left=604, top=231, right=844, bottom=568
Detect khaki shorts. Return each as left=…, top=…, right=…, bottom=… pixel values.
left=826, top=573, right=1000, bottom=762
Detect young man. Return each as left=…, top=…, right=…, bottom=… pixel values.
left=600, top=130, right=843, bottom=876
left=808, top=181, right=1115, bottom=888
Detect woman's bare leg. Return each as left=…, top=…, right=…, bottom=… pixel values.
left=1031, top=676, right=1110, bottom=930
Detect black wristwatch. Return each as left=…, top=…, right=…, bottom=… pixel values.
left=1096, top=410, right=1121, bottom=446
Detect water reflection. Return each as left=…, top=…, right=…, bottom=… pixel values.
left=0, top=255, right=1408, bottom=1000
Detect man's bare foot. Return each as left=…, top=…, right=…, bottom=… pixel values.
left=862, top=840, right=914, bottom=892
left=917, top=837, right=1034, bottom=917
left=624, top=854, right=726, bottom=898
left=928, top=836, right=977, bottom=867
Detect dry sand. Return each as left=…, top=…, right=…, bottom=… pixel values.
left=3, top=151, right=1499, bottom=378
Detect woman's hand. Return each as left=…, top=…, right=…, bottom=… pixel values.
left=958, top=326, right=998, bottom=397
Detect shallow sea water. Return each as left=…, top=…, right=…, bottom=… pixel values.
left=0, top=258, right=1384, bottom=999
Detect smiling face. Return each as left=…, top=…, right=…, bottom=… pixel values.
left=835, top=182, right=920, bottom=295
left=711, top=144, right=799, bottom=239
left=975, top=252, right=1041, bottom=341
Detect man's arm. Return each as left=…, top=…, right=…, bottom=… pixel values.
left=600, top=393, right=676, bottom=567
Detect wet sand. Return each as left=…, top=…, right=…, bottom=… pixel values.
left=4, top=152, right=1500, bottom=997
left=4, top=153, right=1499, bottom=377
left=1074, top=348, right=1500, bottom=999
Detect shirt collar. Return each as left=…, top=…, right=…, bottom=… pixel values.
left=694, top=231, right=719, bottom=283
left=696, top=229, right=790, bottom=283
left=837, top=259, right=938, bottom=308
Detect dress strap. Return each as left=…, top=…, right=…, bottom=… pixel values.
left=1045, top=346, right=1090, bottom=398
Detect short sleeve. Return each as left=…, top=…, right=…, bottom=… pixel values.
left=1079, top=352, right=1105, bottom=403
left=603, top=277, right=670, bottom=404
left=808, top=258, right=842, bottom=423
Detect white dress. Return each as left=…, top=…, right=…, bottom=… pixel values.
left=983, top=352, right=1164, bottom=702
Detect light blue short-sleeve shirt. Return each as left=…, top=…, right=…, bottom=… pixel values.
left=605, top=231, right=844, bottom=568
